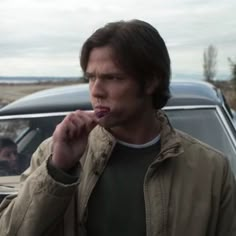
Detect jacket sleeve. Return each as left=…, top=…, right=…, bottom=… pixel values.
left=0, top=138, right=79, bottom=236
left=216, top=158, right=236, bottom=236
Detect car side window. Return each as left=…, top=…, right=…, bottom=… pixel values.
left=0, top=115, right=65, bottom=176
left=0, top=119, right=29, bottom=141
left=0, top=119, right=29, bottom=176
left=166, top=108, right=236, bottom=175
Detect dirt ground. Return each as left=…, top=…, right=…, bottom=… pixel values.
left=0, top=82, right=79, bottom=106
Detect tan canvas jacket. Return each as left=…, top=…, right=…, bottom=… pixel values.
left=0, top=111, right=236, bottom=236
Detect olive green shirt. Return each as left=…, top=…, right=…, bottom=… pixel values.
left=86, top=138, right=161, bottom=236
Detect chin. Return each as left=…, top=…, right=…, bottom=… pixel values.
left=98, top=118, right=117, bottom=129
left=98, top=121, right=111, bottom=129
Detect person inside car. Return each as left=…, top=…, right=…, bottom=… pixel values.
left=0, top=137, right=19, bottom=176
left=0, top=19, right=235, bottom=236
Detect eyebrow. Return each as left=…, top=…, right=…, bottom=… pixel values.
left=84, top=72, right=126, bottom=79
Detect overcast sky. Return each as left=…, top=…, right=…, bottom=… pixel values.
left=0, top=0, right=235, bottom=79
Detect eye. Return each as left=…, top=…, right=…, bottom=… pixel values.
left=105, top=75, right=117, bottom=80
left=85, top=74, right=96, bottom=82
left=103, top=74, right=124, bottom=81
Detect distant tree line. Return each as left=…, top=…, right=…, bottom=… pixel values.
left=203, top=44, right=217, bottom=82
left=228, top=57, right=236, bottom=82
left=203, top=44, right=236, bottom=84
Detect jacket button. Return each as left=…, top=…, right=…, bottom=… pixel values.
left=101, top=153, right=107, bottom=159
left=174, top=147, right=179, bottom=153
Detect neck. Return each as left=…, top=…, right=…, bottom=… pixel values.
left=110, top=110, right=160, bottom=145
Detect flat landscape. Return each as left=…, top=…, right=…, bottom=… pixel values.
left=0, top=80, right=236, bottom=110
left=0, top=81, right=79, bottom=106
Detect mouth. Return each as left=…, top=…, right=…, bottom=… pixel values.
left=94, top=106, right=110, bottom=118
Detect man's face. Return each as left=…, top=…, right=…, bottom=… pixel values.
left=0, top=145, right=18, bottom=170
left=86, top=46, right=152, bottom=129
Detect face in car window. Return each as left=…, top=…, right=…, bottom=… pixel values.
left=0, top=139, right=19, bottom=176
left=0, top=116, right=65, bottom=176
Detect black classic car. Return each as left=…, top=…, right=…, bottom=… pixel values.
left=0, top=80, right=236, bottom=201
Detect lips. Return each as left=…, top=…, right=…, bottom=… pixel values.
left=94, top=106, right=110, bottom=118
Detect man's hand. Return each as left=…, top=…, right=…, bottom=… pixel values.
left=51, top=110, right=98, bottom=171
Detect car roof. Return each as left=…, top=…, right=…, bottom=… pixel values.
left=0, top=80, right=223, bottom=116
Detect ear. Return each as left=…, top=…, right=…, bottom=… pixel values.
left=145, top=77, right=159, bottom=95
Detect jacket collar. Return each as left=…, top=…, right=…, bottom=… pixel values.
left=89, top=110, right=184, bottom=168
left=156, top=110, right=184, bottom=161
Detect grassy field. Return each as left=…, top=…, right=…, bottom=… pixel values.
left=213, top=80, right=236, bottom=110
left=0, top=81, right=79, bottom=106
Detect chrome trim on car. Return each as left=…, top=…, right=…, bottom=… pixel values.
left=215, top=106, right=236, bottom=149
left=0, top=112, right=70, bottom=120
left=163, top=105, right=217, bottom=110
left=0, top=105, right=218, bottom=120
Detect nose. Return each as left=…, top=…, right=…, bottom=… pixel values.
left=89, top=77, right=106, bottom=98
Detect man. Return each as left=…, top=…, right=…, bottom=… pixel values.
left=0, top=19, right=235, bottom=236
left=0, top=137, right=18, bottom=176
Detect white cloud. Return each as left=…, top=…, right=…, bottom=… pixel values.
left=0, top=0, right=235, bottom=78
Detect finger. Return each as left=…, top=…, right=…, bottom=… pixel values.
left=55, top=112, right=81, bottom=137
left=68, top=115, right=87, bottom=139
left=56, top=110, right=97, bottom=142
left=56, top=117, right=78, bottom=140
left=73, top=110, right=98, bottom=132
left=65, top=121, right=79, bottom=140
left=75, top=110, right=99, bottom=123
